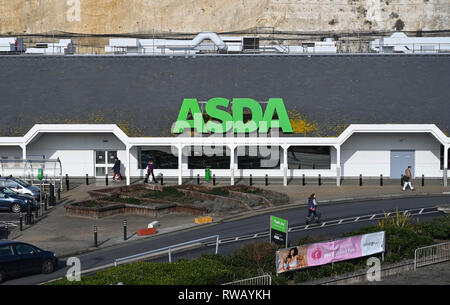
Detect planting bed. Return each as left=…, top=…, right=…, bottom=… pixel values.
left=66, top=183, right=289, bottom=219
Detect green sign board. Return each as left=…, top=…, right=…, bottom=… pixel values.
left=271, top=216, right=288, bottom=233
left=270, top=215, right=288, bottom=247
left=172, top=97, right=293, bottom=134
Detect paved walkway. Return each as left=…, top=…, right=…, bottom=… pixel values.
left=5, top=180, right=450, bottom=258
left=363, top=261, right=450, bottom=285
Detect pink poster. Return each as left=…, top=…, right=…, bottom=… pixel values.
left=276, top=231, right=384, bottom=274
left=306, top=236, right=362, bottom=266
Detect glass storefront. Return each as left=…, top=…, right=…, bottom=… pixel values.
left=237, top=146, right=281, bottom=169
left=184, top=146, right=230, bottom=169
left=138, top=146, right=178, bottom=169
left=288, top=146, right=331, bottom=169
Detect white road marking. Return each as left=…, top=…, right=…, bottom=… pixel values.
left=419, top=208, right=424, bottom=214
left=354, top=217, right=360, bottom=222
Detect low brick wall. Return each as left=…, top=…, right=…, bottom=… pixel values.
left=65, top=202, right=125, bottom=219
left=177, top=188, right=250, bottom=210
left=66, top=200, right=207, bottom=219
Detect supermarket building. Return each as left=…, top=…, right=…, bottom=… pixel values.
left=0, top=124, right=448, bottom=187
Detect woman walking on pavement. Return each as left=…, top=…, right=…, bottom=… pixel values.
left=306, top=193, right=321, bottom=224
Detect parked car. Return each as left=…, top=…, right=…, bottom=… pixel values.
left=0, top=187, right=38, bottom=213
left=0, top=241, right=58, bottom=283
left=0, top=177, right=40, bottom=201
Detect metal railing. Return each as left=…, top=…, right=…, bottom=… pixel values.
left=222, top=274, right=272, bottom=285
left=114, top=235, right=219, bottom=267
left=414, top=242, right=450, bottom=270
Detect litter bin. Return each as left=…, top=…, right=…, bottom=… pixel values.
left=205, top=167, right=211, bottom=182
left=37, top=168, right=43, bottom=181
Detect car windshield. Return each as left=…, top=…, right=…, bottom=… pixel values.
left=2, top=188, right=17, bottom=195
left=14, top=178, right=30, bottom=187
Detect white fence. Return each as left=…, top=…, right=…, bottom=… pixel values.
left=414, top=242, right=450, bottom=270
left=222, top=274, right=272, bottom=285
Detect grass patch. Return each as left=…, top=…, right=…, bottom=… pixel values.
left=143, top=187, right=185, bottom=200
left=107, top=194, right=142, bottom=205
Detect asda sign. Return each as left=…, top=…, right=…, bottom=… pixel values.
left=172, top=98, right=293, bottom=134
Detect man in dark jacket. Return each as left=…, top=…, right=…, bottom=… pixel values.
left=147, top=160, right=157, bottom=184
left=113, top=157, right=121, bottom=182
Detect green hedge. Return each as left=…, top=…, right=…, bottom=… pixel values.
left=49, top=256, right=235, bottom=285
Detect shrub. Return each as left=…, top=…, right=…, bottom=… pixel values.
left=108, top=194, right=142, bottom=205
left=418, top=216, right=450, bottom=240
left=49, top=256, right=234, bottom=285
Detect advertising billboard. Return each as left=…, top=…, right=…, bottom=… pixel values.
left=275, top=231, right=385, bottom=274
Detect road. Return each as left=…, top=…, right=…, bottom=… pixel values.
left=2, top=195, right=449, bottom=285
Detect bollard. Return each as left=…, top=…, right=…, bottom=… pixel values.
left=161, top=173, right=164, bottom=186
left=19, top=213, right=23, bottom=231
left=49, top=184, right=55, bottom=206
left=86, top=174, right=89, bottom=185
left=106, top=174, right=108, bottom=186
left=400, top=174, right=404, bottom=187
left=422, top=174, right=425, bottom=187
left=318, top=174, right=321, bottom=186
left=213, top=174, right=216, bottom=186
left=197, top=174, right=200, bottom=185
left=265, top=174, right=268, bottom=186
left=380, top=174, right=383, bottom=186
left=94, top=225, right=98, bottom=247
left=302, top=174, right=305, bottom=186
left=4, top=223, right=8, bottom=240
left=66, top=174, right=70, bottom=191
left=45, top=195, right=48, bottom=211
left=39, top=181, right=43, bottom=203
left=26, top=204, right=32, bottom=225
left=57, top=188, right=61, bottom=201
left=144, top=174, right=148, bottom=184
left=359, top=174, right=363, bottom=186
left=249, top=174, right=252, bottom=186
left=35, top=204, right=39, bottom=219
left=123, top=220, right=127, bottom=241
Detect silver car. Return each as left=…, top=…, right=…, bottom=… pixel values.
left=0, top=177, right=41, bottom=201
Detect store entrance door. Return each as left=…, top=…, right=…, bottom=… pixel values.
left=95, top=150, right=117, bottom=178
left=390, top=150, right=415, bottom=178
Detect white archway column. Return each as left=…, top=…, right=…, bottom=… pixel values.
left=178, top=145, right=183, bottom=185
left=230, top=145, right=235, bottom=186
left=126, top=145, right=131, bottom=186
left=444, top=144, right=449, bottom=187
left=283, top=145, right=288, bottom=186
left=335, top=145, right=341, bottom=186
left=21, top=144, right=27, bottom=159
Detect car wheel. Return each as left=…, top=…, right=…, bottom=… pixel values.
left=42, top=259, right=55, bottom=274
left=0, top=270, right=5, bottom=283
left=11, top=203, right=22, bottom=213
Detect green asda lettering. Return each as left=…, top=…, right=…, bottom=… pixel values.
left=172, top=98, right=293, bottom=134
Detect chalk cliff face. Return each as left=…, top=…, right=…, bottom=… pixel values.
left=0, top=0, right=448, bottom=35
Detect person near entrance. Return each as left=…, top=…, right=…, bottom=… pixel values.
left=306, top=193, right=321, bottom=224
left=147, top=160, right=157, bottom=184
left=113, top=157, right=121, bottom=182
left=402, top=166, right=415, bottom=191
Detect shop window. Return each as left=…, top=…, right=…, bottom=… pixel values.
left=288, top=146, right=331, bottom=169
left=184, top=146, right=230, bottom=169
left=138, top=146, right=178, bottom=169
left=237, top=146, right=281, bottom=169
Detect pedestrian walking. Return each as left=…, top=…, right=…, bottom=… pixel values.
left=147, top=160, right=157, bottom=184
left=113, top=157, right=121, bottom=182
left=402, top=166, right=415, bottom=191
left=305, top=193, right=321, bottom=224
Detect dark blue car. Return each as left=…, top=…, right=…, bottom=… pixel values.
left=0, top=241, right=58, bottom=283
left=0, top=186, right=38, bottom=213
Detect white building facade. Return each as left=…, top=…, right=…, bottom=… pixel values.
left=0, top=124, right=448, bottom=186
